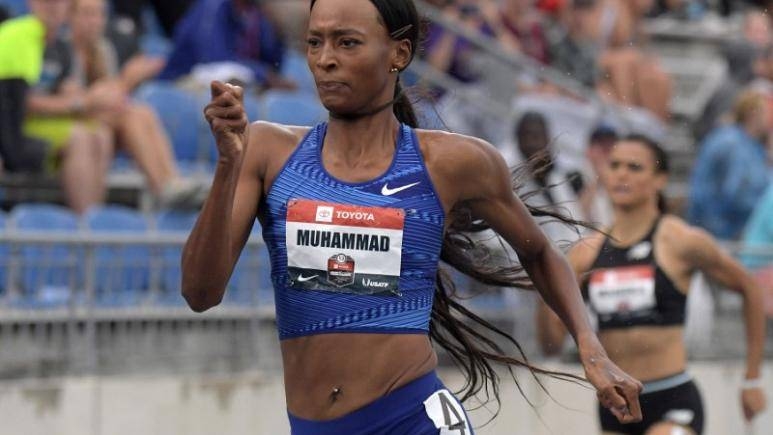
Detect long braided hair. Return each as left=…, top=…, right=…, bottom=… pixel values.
left=309, top=0, right=588, bottom=413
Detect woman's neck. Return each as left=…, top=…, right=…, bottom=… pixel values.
left=610, top=202, right=660, bottom=245
left=324, top=110, right=401, bottom=167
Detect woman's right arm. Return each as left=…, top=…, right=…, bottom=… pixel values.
left=181, top=81, right=261, bottom=312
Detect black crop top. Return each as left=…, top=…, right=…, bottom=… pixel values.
left=582, top=217, right=687, bottom=331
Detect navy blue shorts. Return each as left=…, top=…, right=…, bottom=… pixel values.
left=288, top=371, right=474, bottom=435
left=599, top=372, right=704, bottom=435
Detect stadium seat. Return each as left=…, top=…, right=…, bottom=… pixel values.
left=84, top=205, right=150, bottom=306
left=10, top=204, right=80, bottom=308
left=0, top=0, right=28, bottom=17
left=280, top=50, right=316, bottom=93
left=134, top=82, right=203, bottom=164
left=225, top=219, right=272, bottom=306
left=262, top=90, right=327, bottom=126
left=156, top=209, right=198, bottom=305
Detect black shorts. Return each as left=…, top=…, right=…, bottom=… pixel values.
left=599, top=372, right=704, bottom=434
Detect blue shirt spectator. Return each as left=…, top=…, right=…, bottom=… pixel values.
left=688, top=123, right=770, bottom=240
left=159, top=0, right=285, bottom=86
left=742, top=185, right=773, bottom=269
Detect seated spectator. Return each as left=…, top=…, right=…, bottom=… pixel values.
left=586, top=0, right=644, bottom=49
left=743, top=9, right=772, bottom=50
left=110, top=0, right=194, bottom=38
left=495, top=0, right=551, bottom=64
left=0, top=0, right=110, bottom=214
left=548, top=0, right=599, bottom=88
left=749, top=43, right=773, bottom=129
left=158, top=0, right=294, bottom=90
left=595, top=0, right=672, bottom=120
left=423, top=0, right=489, bottom=88
left=70, top=0, right=204, bottom=208
left=421, top=1, right=502, bottom=140
left=694, top=11, right=765, bottom=140
left=688, top=90, right=772, bottom=240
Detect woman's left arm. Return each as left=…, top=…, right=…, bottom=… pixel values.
left=446, top=136, right=642, bottom=423
left=680, top=225, right=767, bottom=421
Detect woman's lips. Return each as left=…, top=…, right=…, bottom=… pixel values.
left=317, top=81, right=347, bottom=92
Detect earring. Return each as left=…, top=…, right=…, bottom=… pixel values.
left=390, top=67, right=399, bottom=73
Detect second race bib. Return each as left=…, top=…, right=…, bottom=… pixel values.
left=588, top=265, right=656, bottom=315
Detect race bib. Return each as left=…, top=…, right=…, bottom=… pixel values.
left=423, top=389, right=471, bottom=435
left=285, top=199, right=404, bottom=296
left=588, top=265, right=656, bottom=315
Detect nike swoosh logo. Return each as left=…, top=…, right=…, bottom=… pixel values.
left=297, top=274, right=318, bottom=283
left=381, top=182, right=420, bottom=196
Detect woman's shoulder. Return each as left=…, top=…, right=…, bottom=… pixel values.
left=658, top=214, right=697, bottom=239
left=247, top=121, right=313, bottom=178
left=657, top=214, right=717, bottom=255
left=568, top=232, right=606, bottom=271
left=249, top=120, right=312, bottom=146
left=414, top=128, right=504, bottom=173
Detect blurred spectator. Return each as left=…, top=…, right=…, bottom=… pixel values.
left=587, top=0, right=651, bottom=49
left=743, top=9, right=772, bottom=49
left=423, top=0, right=489, bottom=88
left=424, top=0, right=543, bottom=74
left=548, top=0, right=599, bottom=87
left=742, top=184, right=773, bottom=269
left=492, top=0, right=551, bottom=63
left=594, top=0, right=672, bottom=120
left=688, top=90, right=772, bottom=240
left=70, top=0, right=204, bottom=208
left=110, top=0, right=194, bottom=37
left=749, top=44, right=773, bottom=128
left=511, top=112, right=585, bottom=245
left=422, top=1, right=504, bottom=142
left=159, top=0, right=294, bottom=90
left=0, top=0, right=110, bottom=214
left=0, top=6, right=9, bottom=23
left=695, top=11, right=771, bottom=140
left=577, top=124, right=617, bottom=227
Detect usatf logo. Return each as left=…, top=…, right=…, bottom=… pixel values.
left=315, top=206, right=334, bottom=223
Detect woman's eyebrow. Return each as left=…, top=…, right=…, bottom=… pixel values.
left=308, top=28, right=366, bottom=38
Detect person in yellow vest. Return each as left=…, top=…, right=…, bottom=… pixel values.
left=0, top=0, right=112, bottom=214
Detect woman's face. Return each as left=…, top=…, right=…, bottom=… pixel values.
left=605, top=141, right=666, bottom=210
left=72, top=0, right=107, bottom=42
left=306, top=0, right=411, bottom=116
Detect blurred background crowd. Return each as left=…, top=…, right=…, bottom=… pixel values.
left=0, top=0, right=772, bottom=362
left=1, top=0, right=773, bottom=433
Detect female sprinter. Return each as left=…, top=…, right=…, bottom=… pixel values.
left=182, top=0, right=643, bottom=433
left=537, top=135, right=767, bottom=434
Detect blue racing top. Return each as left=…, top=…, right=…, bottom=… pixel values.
left=261, top=123, right=446, bottom=340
